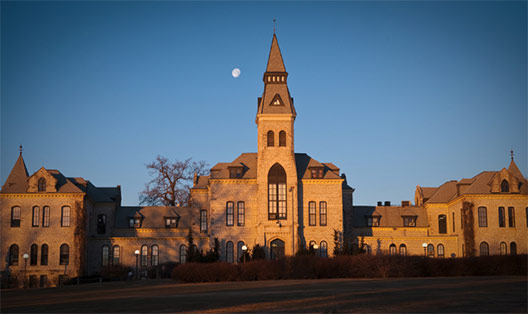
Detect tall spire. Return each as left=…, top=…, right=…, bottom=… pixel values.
left=266, top=34, right=286, bottom=73
left=1, top=147, right=29, bottom=193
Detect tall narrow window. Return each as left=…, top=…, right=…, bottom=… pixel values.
left=60, top=244, right=69, bottom=265
left=97, top=214, right=106, bottom=234
left=479, top=242, right=489, bottom=256
left=141, top=245, right=148, bottom=267
left=500, top=242, right=507, bottom=255
left=510, top=242, right=517, bottom=255
left=41, top=244, right=48, bottom=266
left=61, top=206, right=71, bottom=227
left=498, top=207, right=505, bottom=227
left=32, top=206, right=40, bottom=227
left=399, top=244, right=407, bottom=256
left=151, top=245, right=159, bottom=266
left=452, top=212, right=455, bottom=232
left=112, top=245, right=120, bottom=265
left=30, top=244, right=38, bottom=265
left=179, top=245, right=187, bottom=264
left=477, top=207, right=487, bottom=227
left=508, top=207, right=515, bottom=227
left=526, top=207, right=528, bottom=227
left=9, top=244, right=19, bottom=266
left=101, top=245, right=109, bottom=267
left=437, top=244, right=445, bottom=258
left=42, top=206, right=50, bottom=227
left=237, top=241, right=245, bottom=263
left=268, top=164, right=287, bottom=220
left=438, top=215, right=447, bottom=234
left=501, top=179, right=509, bottom=192
left=320, top=241, right=328, bottom=258
left=38, top=178, right=46, bottom=192
left=237, top=202, right=245, bottom=226
left=267, top=131, right=275, bottom=147
left=11, top=206, right=21, bottom=227
left=226, top=202, right=234, bottom=226
left=308, top=201, right=316, bottom=226
left=427, top=244, right=434, bottom=257
left=389, top=244, right=396, bottom=255
left=226, top=241, right=234, bottom=263
left=200, top=210, right=207, bottom=232
left=279, top=131, right=286, bottom=147
left=319, top=201, right=327, bottom=226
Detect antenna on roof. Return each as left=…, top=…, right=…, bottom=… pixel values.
left=511, top=149, right=514, bottom=161
left=19, top=145, right=23, bottom=156
left=273, top=18, right=276, bottom=34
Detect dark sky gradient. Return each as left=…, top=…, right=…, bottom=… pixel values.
left=2, top=1, right=526, bottom=205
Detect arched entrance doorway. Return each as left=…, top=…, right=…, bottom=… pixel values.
left=270, top=239, right=285, bottom=260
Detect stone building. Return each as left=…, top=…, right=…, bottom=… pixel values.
left=348, top=155, right=527, bottom=257
left=190, top=34, right=354, bottom=261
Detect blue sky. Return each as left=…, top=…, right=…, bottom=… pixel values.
left=2, top=1, right=526, bottom=206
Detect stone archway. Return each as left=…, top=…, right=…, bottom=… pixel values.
left=270, top=239, right=285, bottom=260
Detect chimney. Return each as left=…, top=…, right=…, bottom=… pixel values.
left=401, top=200, right=410, bottom=207
left=193, top=173, right=198, bottom=185
left=384, top=201, right=391, bottom=207
left=377, top=201, right=382, bottom=206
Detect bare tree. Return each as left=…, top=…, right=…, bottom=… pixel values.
left=139, top=155, right=208, bottom=206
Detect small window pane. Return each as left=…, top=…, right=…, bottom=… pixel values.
left=498, top=207, right=505, bottom=227
left=141, top=245, right=148, bottom=266
left=427, top=244, right=434, bottom=257
left=200, top=210, right=207, bottom=232
left=11, top=207, right=21, bottom=227
left=508, top=207, right=515, bottom=227
left=437, top=244, right=445, bottom=258
left=279, top=131, right=286, bottom=147
left=179, top=245, right=187, bottom=264
left=237, top=202, right=245, bottom=226
left=320, top=241, right=328, bottom=258
left=500, top=242, right=507, bottom=255
left=399, top=244, right=407, bottom=256
left=309, top=202, right=316, bottom=226
left=60, top=244, right=69, bottom=265
left=267, top=131, right=275, bottom=147
left=438, top=215, right=447, bottom=234
left=32, top=206, right=40, bottom=227
left=151, top=245, right=159, bottom=266
left=389, top=244, right=396, bottom=255
left=479, top=242, right=489, bottom=256
left=226, top=202, right=234, bottom=226
left=9, top=244, right=19, bottom=266
left=478, top=207, right=487, bottom=227
left=319, top=202, right=327, bottom=226
left=112, top=246, right=120, bottom=265
left=40, top=244, right=48, bottom=266
left=510, top=242, right=517, bottom=255
left=61, top=206, right=71, bottom=227
left=30, top=244, right=38, bottom=265
left=102, top=245, right=109, bottom=267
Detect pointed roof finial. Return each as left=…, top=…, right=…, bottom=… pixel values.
left=510, top=149, right=514, bottom=161
left=273, top=18, right=276, bottom=34
left=19, top=145, right=23, bottom=156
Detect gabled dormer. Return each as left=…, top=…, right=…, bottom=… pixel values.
left=27, top=167, right=58, bottom=193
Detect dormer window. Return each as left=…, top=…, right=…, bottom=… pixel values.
left=403, top=216, right=417, bottom=227
left=38, top=178, right=46, bottom=192
left=366, top=216, right=380, bottom=227
left=129, top=217, right=141, bottom=228
left=501, top=179, right=509, bottom=192
left=229, top=167, right=243, bottom=179
left=165, top=217, right=178, bottom=228
left=310, top=168, right=324, bottom=179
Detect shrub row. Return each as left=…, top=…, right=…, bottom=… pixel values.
left=172, top=254, right=527, bottom=283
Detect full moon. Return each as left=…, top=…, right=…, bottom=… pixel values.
left=232, top=68, right=241, bottom=78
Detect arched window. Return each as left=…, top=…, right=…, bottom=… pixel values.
left=399, top=244, right=407, bottom=256
left=308, top=201, right=316, bottom=226
left=498, top=207, right=505, bottom=227
left=501, top=179, right=509, bottom=192
left=427, top=244, right=434, bottom=258
left=61, top=206, right=71, bottom=227
left=500, top=242, right=507, bottom=255
left=365, top=244, right=371, bottom=255
left=97, top=214, right=106, bottom=234
left=42, top=206, right=50, bottom=227
left=38, top=178, right=46, bottom=192
left=267, top=131, right=275, bottom=147
left=11, top=206, right=21, bottom=227
left=179, top=245, right=187, bottom=264
left=320, top=241, right=328, bottom=258
left=437, top=244, right=445, bottom=258
left=319, top=201, right=327, bottom=226
left=237, top=241, right=245, bottom=263
left=41, top=244, right=48, bottom=265
left=60, top=244, right=69, bottom=265
left=226, top=241, right=234, bottom=263
left=279, top=131, right=286, bottom=147
left=226, top=202, right=234, bottom=226
left=438, top=215, right=447, bottom=234
left=32, top=206, right=40, bottom=227
left=141, top=245, right=148, bottom=267
left=9, top=244, right=19, bottom=265
left=151, top=245, right=159, bottom=266
left=112, top=245, right=120, bottom=265
left=101, top=245, right=109, bottom=267
left=237, top=202, right=245, bottom=226
left=510, top=242, right=517, bottom=255
left=477, top=207, right=487, bottom=227
left=508, top=207, right=515, bottom=227
left=270, top=239, right=285, bottom=260
left=30, top=244, right=38, bottom=265
left=268, top=164, right=287, bottom=220
left=479, top=242, right=489, bottom=256
left=389, top=244, right=396, bottom=255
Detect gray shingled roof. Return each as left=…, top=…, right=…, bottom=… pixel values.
left=351, top=205, right=428, bottom=227
left=115, top=206, right=194, bottom=229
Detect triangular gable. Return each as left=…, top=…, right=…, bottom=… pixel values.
left=269, top=94, right=284, bottom=106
